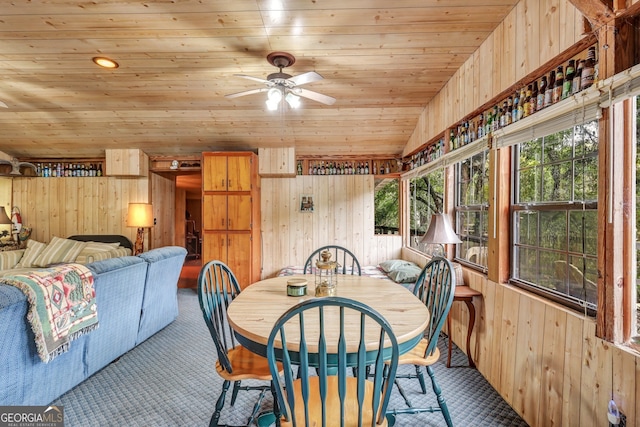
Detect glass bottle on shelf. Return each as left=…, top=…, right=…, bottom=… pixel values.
left=544, top=70, right=555, bottom=108
left=512, top=90, right=519, bottom=123
left=552, top=65, right=564, bottom=104
left=562, top=59, right=575, bottom=99
left=581, top=47, right=596, bottom=90
left=537, top=76, right=547, bottom=110
left=529, top=82, right=537, bottom=116
left=572, top=59, right=584, bottom=95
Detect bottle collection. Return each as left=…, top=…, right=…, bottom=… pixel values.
left=406, top=137, right=445, bottom=171
left=36, top=162, right=103, bottom=177
left=297, top=160, right=394, bottom=176
left=447, top=45, right=598, bottom=153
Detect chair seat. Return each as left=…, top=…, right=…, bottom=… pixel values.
left=396, top=338, right=440, bottom=367
left=216, top=345, right=275, bottom=381
left=279, top=376, right=388, bottom=427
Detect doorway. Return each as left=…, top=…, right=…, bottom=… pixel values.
left=176, top=173, right=202, bottom=288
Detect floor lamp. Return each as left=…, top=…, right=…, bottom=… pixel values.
left=420, top=213, right=462, bottom=257
left=127, top=203, right=154, bottom=255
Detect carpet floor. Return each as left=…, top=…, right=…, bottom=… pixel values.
left=54, top=289, right=529, bottom=427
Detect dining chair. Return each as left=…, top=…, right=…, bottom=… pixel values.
left=386, top=256, right=456, bottom=427
left=197, top=260, right=280, bottom=427
left=303, top=245, right=362, bottom=275
left=265, top=296, right=399, bottom=427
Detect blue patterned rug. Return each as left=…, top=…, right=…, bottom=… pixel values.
left=54, top=289, right=528, bottom=426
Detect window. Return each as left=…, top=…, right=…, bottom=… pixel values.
left=455, top=150, right=489, bottom=270
left=374, top=178, right=399, bottom=234
left=512, top=120, right=598, bottom=313
left=408, top=169, right=444, bottom=252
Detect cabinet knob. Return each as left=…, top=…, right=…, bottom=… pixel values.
left=221, top=179, right=225, bottom=187
left=228, top=179, right=232, bottom=188
left=221, top=218, right=225, bottom=227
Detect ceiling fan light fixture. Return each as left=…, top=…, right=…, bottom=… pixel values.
left=285, top=92, right=301, bottom=109
left=92, top=56, right=119, bottom=69
left=266, top=98, right=280, bottom=111
left=267, top=87, right=282, bottom=102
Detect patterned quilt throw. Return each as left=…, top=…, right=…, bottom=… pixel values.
left=2, top=263, right=98, bottom=363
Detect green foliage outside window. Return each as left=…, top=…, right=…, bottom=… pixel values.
left=409, top=169, right=444, bottom=250
left=513, top=120, right=599, bottom=310
left=374, top=179, right=399, bottom=234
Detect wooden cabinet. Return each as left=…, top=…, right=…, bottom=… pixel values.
left=202, top=152, right=261, bottom=288
left=105, top=149, right=149, bottom=177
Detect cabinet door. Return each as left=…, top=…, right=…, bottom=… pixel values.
left=226, top=233, right=252, bottom=288
left=227, top=194, right=252, bottom=230
left=227, top=155, right=252, bottom=191
left=202, top=231, right=227, bottom=263
left=203, top=155, right=227, bottom=191
left=203, top=194, right=227, bottom=230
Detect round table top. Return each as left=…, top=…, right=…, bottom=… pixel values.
left=227, top=274, right=430, bottom=357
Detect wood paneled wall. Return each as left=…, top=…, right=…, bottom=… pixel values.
left=261, top=175, right=402, bottom=278
left=402, top=245, right=640, bottom=426
left=12, top=176, right=149, bottom=246
left=404, top=0, right=587, bottom=156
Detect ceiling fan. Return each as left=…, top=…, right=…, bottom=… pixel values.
left=225, top=52, right=336, bottom=110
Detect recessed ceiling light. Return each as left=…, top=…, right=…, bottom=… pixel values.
left=92, top=57, right=119, bottom=69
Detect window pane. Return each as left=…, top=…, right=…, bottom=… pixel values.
left=374, top=178, right=399, bottom=235
left=513, top=120, right=598, bottom=312
left=455, top=150, right=489, bottom=269
left=539, top=211, right=567, bottom=251
left=409, top=170, right=443, bottom=250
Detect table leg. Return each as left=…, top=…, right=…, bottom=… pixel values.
left=463, top=300, right=476, bottom=368
left=446, top=296, right=477, bottom=369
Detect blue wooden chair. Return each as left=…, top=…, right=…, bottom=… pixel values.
left=266, top=296, right=399, bottom=427
left=198, top=260, right=280, bottom=427
left=303, top=245, right=362, bottom=275
left=386, top=256, right=456, bottom=427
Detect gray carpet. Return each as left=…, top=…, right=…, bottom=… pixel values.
left=54, top=289, right=529, bottom=426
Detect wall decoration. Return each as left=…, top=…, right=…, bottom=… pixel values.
left=299, top=194, right=314, bottom=212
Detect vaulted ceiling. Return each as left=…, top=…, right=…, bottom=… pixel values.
left=0, top=1, right=520, bottom=160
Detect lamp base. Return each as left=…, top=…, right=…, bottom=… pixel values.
left=134, top=227, right=144, bottom=255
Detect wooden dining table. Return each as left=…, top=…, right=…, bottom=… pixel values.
left=227, top=274, right=430, bottom=365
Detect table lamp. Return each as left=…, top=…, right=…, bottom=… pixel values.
left=420, top=213, right=462, bottom=257
left=127, top=203, right=154, bottom=255
left=0, top=206, right=12, bottom=243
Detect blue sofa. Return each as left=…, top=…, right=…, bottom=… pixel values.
left=0, top=246, right=187, bottom=405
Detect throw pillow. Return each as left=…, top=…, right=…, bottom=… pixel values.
left=0, top=249, right=25, bottom=270
left=379, top=259, right=417, bottom=273
left=32, top=236, right=87, bottom=267
left=74, top=241, right=121, bottom=264
left=388, top=264, right=423, bottom=283
left=15, top=240, right=47, bottom=268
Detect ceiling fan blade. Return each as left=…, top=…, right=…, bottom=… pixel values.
left=0, top=100, right=8, bottom=108
left=225, top=88, right=269, bottom=99
left=234, top=74, right=271, bottom=84
left=287, top=71, right=323, bottom=86
left=296, top=88, right=336, bottom=106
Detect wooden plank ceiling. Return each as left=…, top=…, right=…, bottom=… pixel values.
left=0, top=0, right=518, bottom=159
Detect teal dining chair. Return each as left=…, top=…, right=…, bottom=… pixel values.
left=265, top=296, right=399, bottom=427
left=303, top=245, right=362, bottom=275
left=386, top=256, right=456, bottom=427
left=197, top=260, right=280, bottom=427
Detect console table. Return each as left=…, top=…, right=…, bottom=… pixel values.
left=447, top=285, right=482, bottom=368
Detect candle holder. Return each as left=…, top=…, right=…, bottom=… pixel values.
left=315, top=249, right=338, bottom=297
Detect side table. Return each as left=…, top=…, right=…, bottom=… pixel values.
left=447, top=285, right=482, bottom=368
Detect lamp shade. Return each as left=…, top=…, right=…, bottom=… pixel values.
left=420, top=213, right=462, bottom=245
left=0, top=206, right=12, bottom=225
left=127, top=203, right=154, bottom=228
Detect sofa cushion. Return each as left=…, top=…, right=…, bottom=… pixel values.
left=15, top=240, right=47, bottom=268
left=0, top=249, right=25, bottom=270
left=81, top=247, right=131, bottom=264
left=74, top=242, right=121, bottom=264
left=32, top=236, right=87, bottom=267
